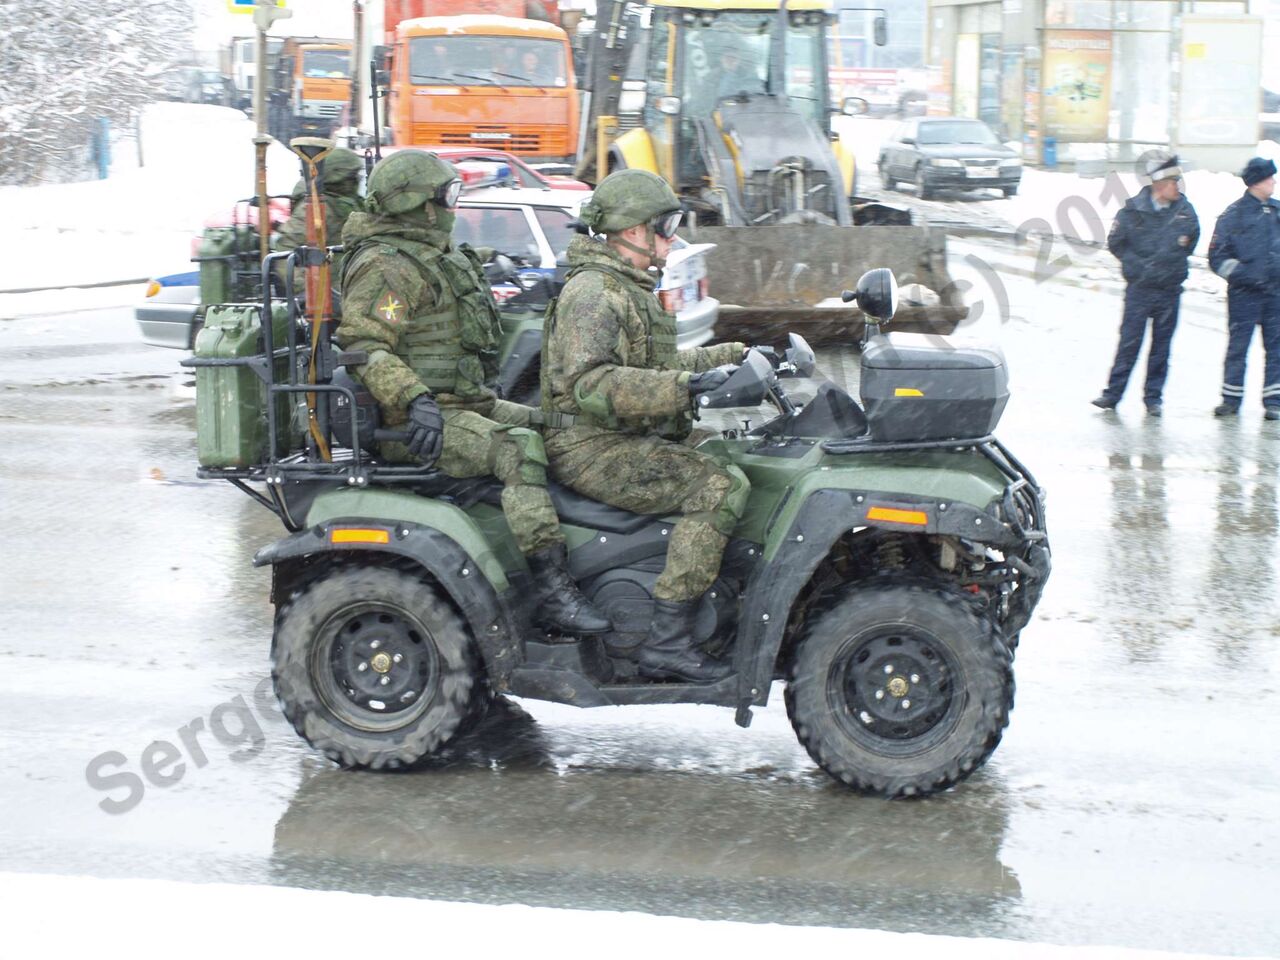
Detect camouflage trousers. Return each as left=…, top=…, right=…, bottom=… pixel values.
left=545, top=427, right=751, bottom=602
left=431, top=399, right=562, bottom=556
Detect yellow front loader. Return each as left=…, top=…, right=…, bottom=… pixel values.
left=579, top=0, right=965, bottom=343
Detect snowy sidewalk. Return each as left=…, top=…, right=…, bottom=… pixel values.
left=1, top=872, right=1263, bottom=960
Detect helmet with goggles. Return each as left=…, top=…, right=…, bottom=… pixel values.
left=579, top=169, right=682, bottom=236
left=366, top=149, right=462, bottom=216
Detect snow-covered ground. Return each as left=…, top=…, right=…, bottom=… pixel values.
left=0, top=102, right=298, bottom=294
left=1, top=872, right=1260, bottom=960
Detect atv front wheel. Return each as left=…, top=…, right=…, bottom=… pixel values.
left=273, top=566, right=481, bottom=769
left=786, top=584, right=1012, bottom=797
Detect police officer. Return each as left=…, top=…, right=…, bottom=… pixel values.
left=1208, top=156, right=1280, bottom=420
left=541, top=169, right=751, bottom=683
left=336, top=149, right=611, bottom=635
left=1092, top=154, right=1199, bottom=417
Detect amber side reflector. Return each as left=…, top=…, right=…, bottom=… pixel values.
left=866, top=506, right=928, bottom=526
left=145, top=280, right=162, bottom=299
left=894, top=387, right=924, bottom=397
left=330, top=528, right=390, bottom=545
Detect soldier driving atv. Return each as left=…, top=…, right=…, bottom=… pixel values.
left=335, top=149, right=612, bottom=637
left=541, top=169, right=756, bottom=683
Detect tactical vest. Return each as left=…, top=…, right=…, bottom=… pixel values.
left=351, top=237, right=501, bottom=399
left=545, top=260, right=690, bottom=437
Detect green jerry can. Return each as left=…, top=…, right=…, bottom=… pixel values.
left=197, top=224, right=258, bottom=307
left=194, top=303, right=297, bottom=468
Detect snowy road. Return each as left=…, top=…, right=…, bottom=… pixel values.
left=0, top=238, right=1277, bottom=957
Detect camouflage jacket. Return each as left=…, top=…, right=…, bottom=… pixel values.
left=336, top=210, right=501, bottom=418
left=275, top=184, right=363, bottom=273
left=542, top=235, right=745, bottom=437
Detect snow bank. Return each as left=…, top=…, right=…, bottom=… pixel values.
left=1, top=872, right=1260, bottom=960
left=0, top=102, right=298, bottom=292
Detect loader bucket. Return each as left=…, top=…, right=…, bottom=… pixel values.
left=692, top=223, right=968, bottom=348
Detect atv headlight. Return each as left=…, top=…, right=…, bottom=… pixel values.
left=930, top=158, right=962, bottom=167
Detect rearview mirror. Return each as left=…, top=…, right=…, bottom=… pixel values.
left=695, top=351, right=776, bottom=410
left=783, top=332, right=816, bottom=377
left=841, top=96, right=869, bottom=116
left=874, top=15, right=889, bottom=46
left=841, top=267, right=899, bottom=322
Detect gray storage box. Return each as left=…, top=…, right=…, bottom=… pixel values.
left=860, top=333, right=1009, bottom=442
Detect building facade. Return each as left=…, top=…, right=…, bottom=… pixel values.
left=924, top=0, right=1265, bottom=170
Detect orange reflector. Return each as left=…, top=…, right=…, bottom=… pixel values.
left=330, top=528, right=390, bottom=545
left=866, top=506, right=929, bottom=526
left=145, top=280, right=162, bottom=299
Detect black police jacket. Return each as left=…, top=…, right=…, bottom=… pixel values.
left=1208, top=190, right=1280, bottom=292
left=1106, top=186, right=1199, bottom=290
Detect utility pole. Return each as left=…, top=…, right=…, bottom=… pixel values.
left=254, top=0, right=293, bottom=262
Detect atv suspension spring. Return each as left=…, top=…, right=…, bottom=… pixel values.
left=875, top=534, right=907, bottom=571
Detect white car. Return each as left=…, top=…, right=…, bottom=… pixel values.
left=455, top=175, right=719, bottom=350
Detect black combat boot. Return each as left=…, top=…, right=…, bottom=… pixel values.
left=527, top=544, right=612, bottom=636
left=635, top=598, right=733, bottom=683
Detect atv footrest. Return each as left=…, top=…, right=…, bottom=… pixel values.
left=508, top=663, right=739, bottom=709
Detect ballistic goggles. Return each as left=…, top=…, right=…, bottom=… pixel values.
left=438, top=178, right=463, bottom=208
left=651, top=209, right=683, bottom=239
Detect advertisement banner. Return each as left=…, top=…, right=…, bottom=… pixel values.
left=1041, top=30, right=1112, bottom=142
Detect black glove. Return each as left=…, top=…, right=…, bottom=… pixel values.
left=688, top=367, right=732, bottom=397
left=747, top=345, right=782, bottom=368
left=405, top=394, right=444, bottom=467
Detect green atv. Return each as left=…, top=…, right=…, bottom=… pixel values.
left=189, top=259, right=1049, bottom=798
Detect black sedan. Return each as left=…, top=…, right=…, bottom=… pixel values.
left=878, top=117, right=1022, bottom=199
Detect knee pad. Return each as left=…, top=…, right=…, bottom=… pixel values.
left=493, top=425, right=549, bottom=485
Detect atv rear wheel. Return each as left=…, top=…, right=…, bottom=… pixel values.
left=786, top=584, right=1012, bottom=797
left=273, top=566, right=481, bottom=769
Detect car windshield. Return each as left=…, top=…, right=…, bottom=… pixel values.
left=917, top=121, right=1000, bottom=146
left=302, top=49, right=350, bottom=78
left=409, top=37, right=568, bottom=87
left=679, top=11, right=826, bottom=123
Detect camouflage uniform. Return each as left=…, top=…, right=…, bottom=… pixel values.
left=542, top=234, right=749, bottom=601
left=336, top=188, right=561, bottom=556
left=276, top=148, right=365, bottom=275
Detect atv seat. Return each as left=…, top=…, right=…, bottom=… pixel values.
left=414, top=473, right=659, bottom=535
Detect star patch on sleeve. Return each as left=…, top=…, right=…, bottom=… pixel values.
left=377, top=291, right=405, bottom=324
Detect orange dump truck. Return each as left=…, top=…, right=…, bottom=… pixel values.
left=267, top=37, right=355, bottom=142
left=379, top=0, right=579, bottom=164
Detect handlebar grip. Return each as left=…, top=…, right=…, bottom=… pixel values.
left=373, top=429, right=411, bottom=443
left=841, top=289, right=857, bottom=303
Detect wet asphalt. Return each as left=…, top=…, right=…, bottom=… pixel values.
left=0, top=244, right=1276, bottom=956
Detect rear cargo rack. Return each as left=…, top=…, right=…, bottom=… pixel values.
left=182, top=250, right=437, bottom=528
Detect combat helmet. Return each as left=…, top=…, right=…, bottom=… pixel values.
left=323, top=146, right=365, bottom=187
left=579, top=169, right=681, bottom=235
left=366, top=149, right=461, bottom=216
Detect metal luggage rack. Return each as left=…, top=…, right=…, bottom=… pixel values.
left=183, top=250, right=438, bottom=525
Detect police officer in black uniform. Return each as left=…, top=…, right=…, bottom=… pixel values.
left=1092, top=154, right=1199, bottom=417
left=1207, top=156, right=1280, bottom=420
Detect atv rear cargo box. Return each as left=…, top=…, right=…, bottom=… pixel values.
left=860, top=333, right=1009, bottom=442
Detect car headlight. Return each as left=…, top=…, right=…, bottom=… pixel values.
left=930, top=158, right=962, bottom=168
left=1000, top=159, right=1023, bottom=169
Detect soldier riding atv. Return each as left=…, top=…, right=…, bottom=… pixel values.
left=187, top=154, right=1049, bottom=799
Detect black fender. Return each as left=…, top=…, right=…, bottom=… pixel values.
left=255, top=520, right=525, bottom=689
left=732, top=488, right=1029, bottom=711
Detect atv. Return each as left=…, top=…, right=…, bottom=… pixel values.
left=188, top=256, right=1049, bottom=798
